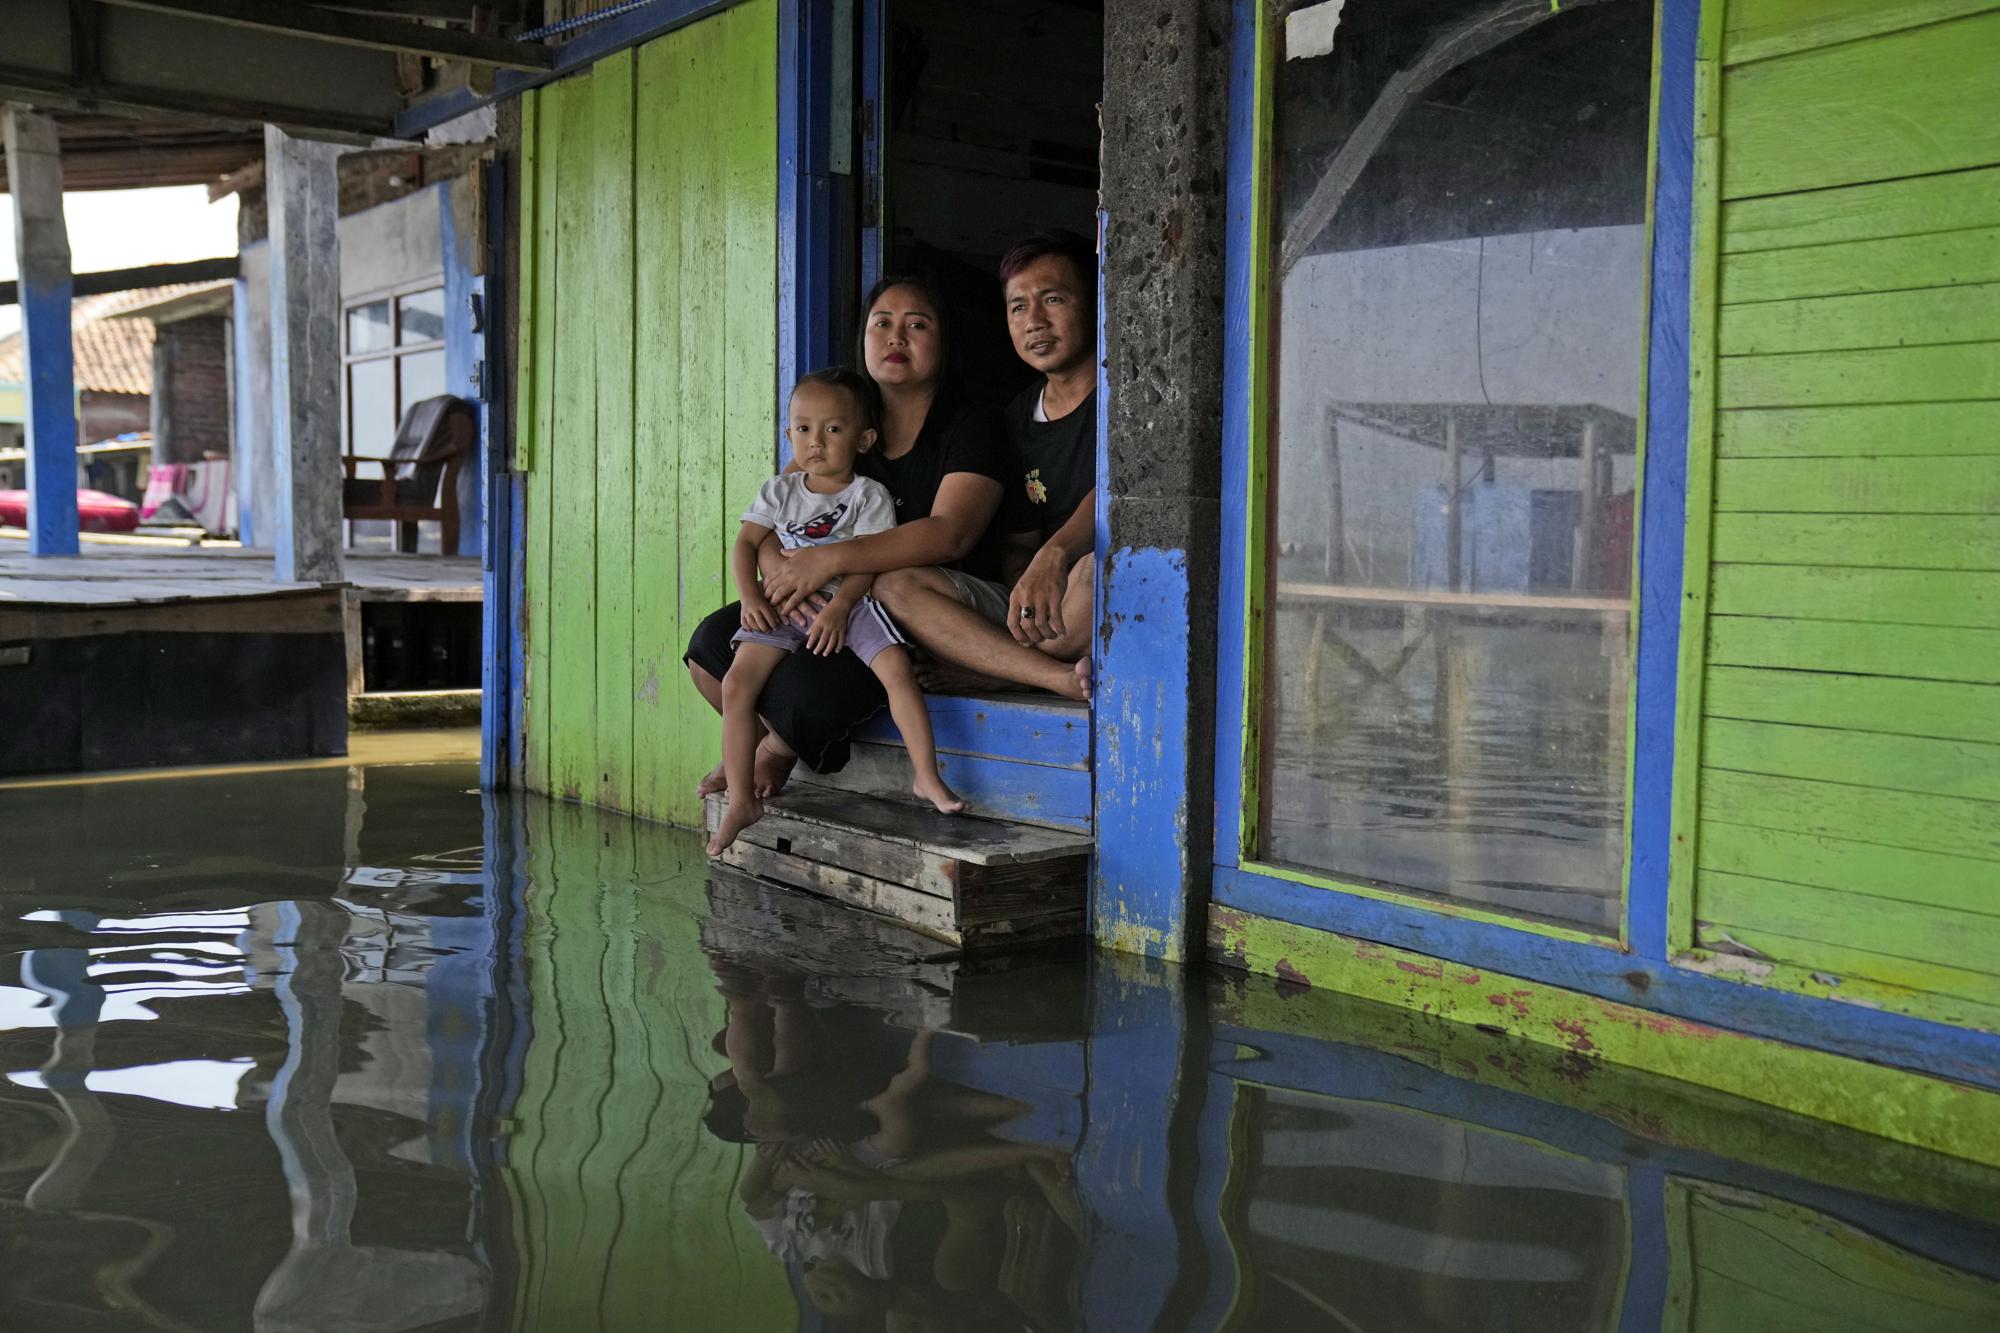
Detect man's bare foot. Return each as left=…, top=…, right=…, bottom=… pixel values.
left=752, top=735, right=797, bottom=798
left=1073, top=657, right=1092, bottom=702
left=705, top=791, right=765, bottom=856
left=912, top=774, right=967, bottom=815
left=695, top=762, right=727, bottom=799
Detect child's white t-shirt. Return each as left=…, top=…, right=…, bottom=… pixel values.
left=742, top=472, right=898, bottom=596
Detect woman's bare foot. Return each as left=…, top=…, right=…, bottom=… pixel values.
left=705, top=792, right=766, bottom=856
left=752, top=735, right=797, bottom=798
left=912, top=773, right=967, bottom=815
left=695, top=762, right=727, bottom=799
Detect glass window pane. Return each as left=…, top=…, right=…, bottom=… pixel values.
left=348, top=359, right=396, bottom=460
left=398, top=349, right=448, bottom=418
left=1259, top=0, right=1649, bottom=931
left=397, top=287, right=447, bottom=346
left=346, top=300, right=392, bottom=355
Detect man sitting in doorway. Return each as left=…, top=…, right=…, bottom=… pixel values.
left=874, top=230, right=1098, bottom=702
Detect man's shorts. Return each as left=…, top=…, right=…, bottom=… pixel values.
left=731, top=595, right=907, bottom=667
left=942, top=568, right=1012, bottom=625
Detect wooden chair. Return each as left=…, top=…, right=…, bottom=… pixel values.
left=342, top=395, right=474, bottom=554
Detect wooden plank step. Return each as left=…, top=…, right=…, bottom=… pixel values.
left=703, top=788, right=1091, bottom=952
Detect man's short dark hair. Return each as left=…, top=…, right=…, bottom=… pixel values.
left=999, top=229, right=1097, bottom=298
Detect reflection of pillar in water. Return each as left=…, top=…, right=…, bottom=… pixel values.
left=1575, top=419, right=1600, bottom=593
left=254, top=899, right=482, bottom=1332
left=1444, top=412, right=1462, bottom=592
left=21, top=913, right=112, bottom=1211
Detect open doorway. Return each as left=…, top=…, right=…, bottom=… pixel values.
left=867, top=0, right=1104, bottom=405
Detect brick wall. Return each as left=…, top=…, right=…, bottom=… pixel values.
left=158, top=315, right=231, bottom=463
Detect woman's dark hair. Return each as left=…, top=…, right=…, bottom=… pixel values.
left=791, top=364, right=881, bottom=434
left=998, top=228, right=1097, bottom=303
left=856, top=272, right=956, bottom=387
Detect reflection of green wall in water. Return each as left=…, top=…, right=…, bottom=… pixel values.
left=1666, top=1179, right=2000, bottom=1331
left=504, top=799, right=797, bottom=1330
left=1675, top=0, right=2000, bottom=1029
left=517, top=0, right=778, bottom=826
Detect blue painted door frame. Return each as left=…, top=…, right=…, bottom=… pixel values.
left=1200, top=0, right=2000, bottom=1091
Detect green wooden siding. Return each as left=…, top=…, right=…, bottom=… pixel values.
left=1675, top=0, right=2000, bottom=1028
left=516, top=2, right=778, bottom=827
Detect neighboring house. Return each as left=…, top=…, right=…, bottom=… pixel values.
left=0, top=285, right=195, bottom=498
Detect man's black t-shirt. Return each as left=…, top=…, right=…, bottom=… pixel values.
left=857, top=390, right=1016, bottom=583
left=1003, top=382, right=1096, bottom=543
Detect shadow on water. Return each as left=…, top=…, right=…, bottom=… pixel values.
left=2, top=746, right=1999, bottom=1329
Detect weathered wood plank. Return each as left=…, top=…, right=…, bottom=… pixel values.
left=1711, top=513, right=2000, bottom=569
left=954, top=857, right=1087, bottom=926
left=1692, top=918, right=2000, bottom=1012
left=1718, top=342, right=2000, bottom=409
left=548, top=74, right=599, bottom=803
left=1715, top=457, right=2000, bottom=514
left=796, top=740, right=1095, bottom=833
left=705, top=791, right=954, bottom=897
left=855, top=694, right=1093, bottom=769
left=1723, top=0, right=2000, bottom=66
left=522, top=86, right=560, bottom=793
left=730, top=786, right=1091, bottom=866
left=1711, top=565, right=2000, bottom=627
left=1721, top=12, right=2000, bottom=198
left=1707, top=614, right=2000, bottom=684
left=629, top=33, right=688, bottom=825
left=1721, top=227, right=2000, bottom=306
left=593, top=50, right=637, bottom=813
left=1722, top=166, right=2000, bottom=256
left=1699, top=871, right=2000, bottom=977
left=1706, top=664, right=2000, bottom=744
left=719, top=839, right=962, bottom=941
left=1704, top=716, right=2000, bottom=801
left=1701, top=820, right=2000, bottom=918
left=1700, top=768, right=2000, bottom=862
left=1719, top=282, right=2000, bottom=357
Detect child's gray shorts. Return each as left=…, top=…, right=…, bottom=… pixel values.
left=730, top=595, right=907, bottom=667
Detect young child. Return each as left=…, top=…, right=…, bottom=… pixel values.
left=707, top=368, right=965, bottom=857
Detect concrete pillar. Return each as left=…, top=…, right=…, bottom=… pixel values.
left=3, top=106, right=79, bottom=556
left=1092, top=0, right=1231, bottom=963
left=264, top=125, right=343, bottom=583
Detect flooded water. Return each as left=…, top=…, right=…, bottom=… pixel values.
left=3, top=736, right=1999, bottom=1331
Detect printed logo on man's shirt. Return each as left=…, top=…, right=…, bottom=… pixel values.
left=1025, top=469, right=1047, bottom=505
left=787, top=502, right=849, bottom=541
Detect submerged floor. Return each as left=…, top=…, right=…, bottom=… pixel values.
left=2, top=739, right=1998, bottom=1330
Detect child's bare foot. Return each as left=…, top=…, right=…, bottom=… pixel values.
left=913, top=774, right=966, bottom=815
left=752, top=735, right=797, bottom=798
left=696, top=762, right=727, bottom=799
left=705, top=792, right=766, bottom=856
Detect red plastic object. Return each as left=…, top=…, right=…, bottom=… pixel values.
left=0, top=488, right=142, bottom=534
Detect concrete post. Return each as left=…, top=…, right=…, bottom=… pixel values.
left=264, top=124, right=343, bottom=584
left=3, top=106, right=79, bottom=556
left=1092, top=0, right=1231, bottom=963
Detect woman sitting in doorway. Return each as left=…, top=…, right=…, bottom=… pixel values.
left=683, top=274, right=1024, bottom=798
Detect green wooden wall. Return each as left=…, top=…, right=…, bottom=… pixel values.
left=1675, top=0, right=2000, bottom=1030
left=517, top=0, right=778, bottom=828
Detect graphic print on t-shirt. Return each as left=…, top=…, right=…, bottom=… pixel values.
left=1025, top=470, right=1048, bottom=504
left=787, top=502, right=849, bottom=543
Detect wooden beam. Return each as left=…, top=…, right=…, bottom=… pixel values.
left=0, top=256, right=240, bottom=307
left=2, top=107, right=80, bottom=557
left=94, top=0, right=554, bottom=70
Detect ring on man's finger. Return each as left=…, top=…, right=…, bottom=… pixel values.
left=1020, top=607, right=1035, bottom=620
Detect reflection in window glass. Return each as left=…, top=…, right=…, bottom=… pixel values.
left=348, top=358, right=396, bottom=460
left=398, top=287, right=447, bottom=346
left=399, top=349, right=447, bottom=418
left=1260, top=0, right=1650, bottom=930
left=347, top=300, right=392, bottom=355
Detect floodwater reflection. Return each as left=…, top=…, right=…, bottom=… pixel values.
left=1, top=748, right=1998, bottom=1329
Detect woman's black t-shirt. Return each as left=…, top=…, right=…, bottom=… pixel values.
left=857, top=391, right=1020, bottom=584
